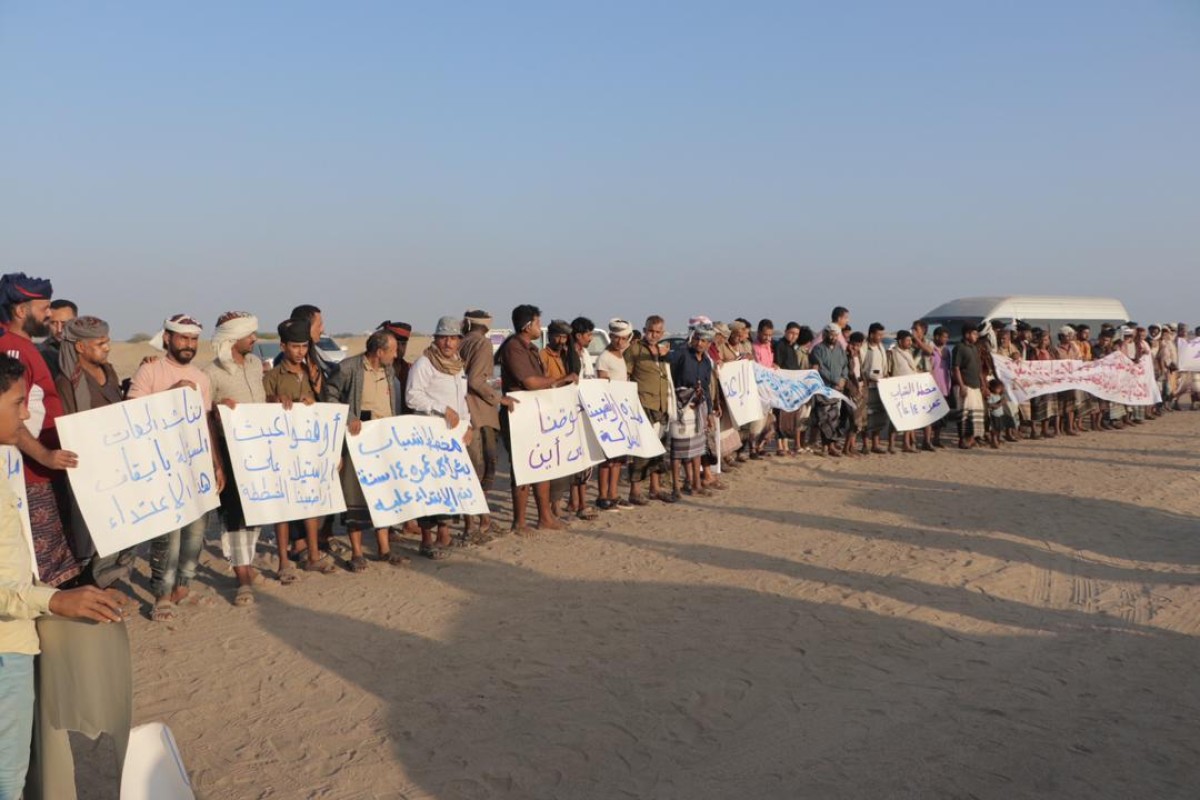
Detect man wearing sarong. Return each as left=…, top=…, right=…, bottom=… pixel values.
left=1029, top=329, right=1058, bottom=438
left=862, top=323, right=892, bottom=454
left=459, top=310, right=511, bottom=536
left=953, top=324, right=986, bottom=448
left=772, top=322, right=803, bottom=456
left=624, top=315, right=675, bottom=503
left=810, top=324, right=848, bottom=457
left=1052, top=326, right=1080, bottom=436
left=669, top=326, right=718, bottom=497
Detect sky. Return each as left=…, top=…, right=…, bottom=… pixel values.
left=2, top=1, right=1198, bottom=337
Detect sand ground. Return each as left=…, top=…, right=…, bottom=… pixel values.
left=62, top=359, right=1200, bottom=799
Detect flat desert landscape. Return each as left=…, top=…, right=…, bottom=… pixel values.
left=74, top=341, right=1200, bottom=799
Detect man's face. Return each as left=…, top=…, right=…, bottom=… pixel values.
left=165, top=331, right=199, bottom=364
left=965, top=330, right=979, bottom=345
left=689, top=334, right=707, bottom=354
left=835, top=312, right=849, bottom=328
left=283, top=341, right=309, bottom=365
left=434, top=335, right=461, bottom=358
left=525, top=316, right=542, bottom=341
left=643, top=320, right=664, bottom=346
left=19, top=300, right=51, bottom=338
left=868, top=329, right=882, bottom=345
left=376, top=336, right=398, bottom=366
left=1135, top=329, right=1146, bottom=342
left=77, top=337, right=111, bottom=366
left=48, top=306, right=76, bottom=341
left=309, top=312, right=324, bottom=341
left=897, top=336, right=912, bottom=350
left=757, top=327, right=773, bottom=344
left=0, top=377, right=30, bottom=445
left=1078, top=328, right=1090, bottom=342
left=823, top=330, right=837, bottom=346
left=396, top=338, right=409, bottom=359
left=784, top=327, right=799, bottom=345
left=550, top=333, right=568, bottom=352
left=234, top=333, right=257, bottom=356
left=574, top=331, right=593, bottom=350
left=934, top=331, right=949, bottom=346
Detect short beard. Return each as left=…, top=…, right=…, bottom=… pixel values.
left=22, top=316, right=49, bottom=338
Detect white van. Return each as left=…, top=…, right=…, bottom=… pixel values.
left=918, top=296, right=1131, bottom=342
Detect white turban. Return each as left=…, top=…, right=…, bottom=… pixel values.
left=213, top=311, right=259, bottom=370
left=164, top=314, right=203, bottom=335
left=608, top=318, right=633, bottom=338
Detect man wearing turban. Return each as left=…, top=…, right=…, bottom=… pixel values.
left=127, top=314, right=227, bottom=621
left=203, top=312, right=266, bottom=605
left=0, top=271, right=82, bottom=587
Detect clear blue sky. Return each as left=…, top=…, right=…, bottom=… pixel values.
left=2, top=1, right=1197, bottom=337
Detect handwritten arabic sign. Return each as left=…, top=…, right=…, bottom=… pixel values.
left=507, top=386, right=605, bottom=486
left=2, top=445, right=35, bottom=578
left=718, top=360, right=764, bottom=427
left=993, top=352, right=1159, bottom=406
left=753, top=364, right=853, bottom=412
left=218, top=402, right=348, bottom=526
left=348, top=416, right=488, bottom=527
left=1178, top=338, right=1200, bottom=372
left=57, top=388, right=219, bottom=557
left=877, top=373, right=949, bottom=431
left=577, top=379, right=666, bottom=460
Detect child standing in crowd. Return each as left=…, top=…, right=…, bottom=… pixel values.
left=986, top=378, right=1007, bottom=449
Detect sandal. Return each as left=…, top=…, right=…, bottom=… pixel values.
left=348, top=555, right=369, bottom=573
left=234, top=585, right=255, bottom=606
left=627, top=494, right=650, bottom=506
left=304, top=553, right=338, bottom=574
left=419, top=544, right=451, bottom=560
left=653, top=490, right=678, bottom=504
left=278, top=564, right=300, bottom=585
left=576, top=506, right=600, bottom=520
left=151, top=600, right=176, bottom=622
left=386, top=552, right=412, bottom=567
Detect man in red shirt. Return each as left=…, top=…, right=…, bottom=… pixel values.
left=0, top=272, right=81, bottom=586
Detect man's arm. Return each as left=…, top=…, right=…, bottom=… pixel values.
left=463, top=347, right=501, bottom=405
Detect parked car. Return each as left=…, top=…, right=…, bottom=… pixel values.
left=315, top=336, right=348, bottom=364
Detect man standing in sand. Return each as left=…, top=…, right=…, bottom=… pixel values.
left=377, top=320, right=413, bottom=413
left=204, top=312, right=267, bottom=606
left=810, top=323, right=848, bottom=458
left=458, top=310, right=513, bottom=538
left=263, top=318, right=335, bottom=581
left=323, top=330, right=406, bottom=570
left=953, top=324, right=986, bottom=449
left=40, top=298, right=77, bottom=379
left=126, top=314, right=227, bottom=621
left=625, top=315, right=675, bottom=503
left=497, top=305, right=575, bottom=534
left=0, top=272, right=82, bottom=589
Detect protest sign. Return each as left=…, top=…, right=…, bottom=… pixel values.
left=577, top=379, right=666, bottom=460
left=877, top=373, right=949, bottom=431
left=753, top=364, right=854, bottom=412
left=218, top=402, right=348, bottom=526
left=58, top=387, right=219, bottom=557
left=719, top=359, right=764, bottom=427
left=507, top=385, right=605, bottom=486
left=347, top=416, right=488, bottom=528
left=1178, top=338, right=1200, bottom=371
left=992, top=352, right=1159, bottom=406
left=1, top=445, right=35, bottom=578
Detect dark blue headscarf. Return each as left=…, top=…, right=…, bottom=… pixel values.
left=0, top=272, right=53, bottom=322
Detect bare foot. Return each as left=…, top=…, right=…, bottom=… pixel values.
left=538, top=517, right=566, bottom=531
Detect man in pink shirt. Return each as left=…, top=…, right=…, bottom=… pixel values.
left=126, top=314, right=226, bottom=622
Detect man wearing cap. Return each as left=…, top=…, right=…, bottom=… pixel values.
left=497, top=304, right=576, bottom=533
left=378, top=321, right=413, bottom=413
left=407, top=316, right=475, bottom=556
left=810, top=323, right=849, bottom=457
left=54, top=316, right=133, bottom=588
left=458, top=310, right=512, bottom=538
left=204, top=312, right=267, bottom=605
left=263, top=318, right=335, bottom=582
left=322, top=329, right=403, bottom=571
left=127, top=314, right=227, bottom=620
left=624, top=315, right=674, bottom=503
left=0, top=272, right=82, bottom=588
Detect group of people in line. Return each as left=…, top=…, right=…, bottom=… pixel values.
left=0, top=267, right=1196, bottom=798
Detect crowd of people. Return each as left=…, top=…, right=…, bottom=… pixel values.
left=0, top=269, right=1196, bottom=796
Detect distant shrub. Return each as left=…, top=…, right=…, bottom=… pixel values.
left=127, top=332, right=152, bottom=343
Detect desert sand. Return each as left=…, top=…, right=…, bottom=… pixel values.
left=69, top=343, right=1200, bottom=799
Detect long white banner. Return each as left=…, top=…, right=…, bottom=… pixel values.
left=878, top=373, right=950, bottom=431
left=992, top=352, right=1159, bottom=405
left=218, top=402, right=349, bottom=526
left=348, top=416, right=488, bottom=528
left=577, top=379, right=666, bottom=460
left=753, top=363, right=853, bottom=412
left=1178, top=338, right=1200, bottom=371
left=718, top=360, right=764, bottom=427
left=2, top=446, right=35, bottom=578
left=58, top=387, right=220, bottom=557
left=507, top=386, right=605, bottom=486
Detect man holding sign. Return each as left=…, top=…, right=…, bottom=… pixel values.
left=127, top=314, right=227, bottom=622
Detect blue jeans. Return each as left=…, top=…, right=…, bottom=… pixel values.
left=0, top=653, right=34, bottom=800
left=149, top=512, right=207, bottom=599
